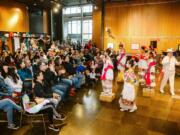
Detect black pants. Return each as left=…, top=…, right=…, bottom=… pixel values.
left=39, top=107, right=53, bottom=124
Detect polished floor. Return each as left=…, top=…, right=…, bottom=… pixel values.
left=0, top=75, right=180, bottom=135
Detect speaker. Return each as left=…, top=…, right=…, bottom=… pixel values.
left=150, top=41, right=157, bottom=48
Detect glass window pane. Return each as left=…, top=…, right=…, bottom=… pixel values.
left=77, top=21, right=81, bottom=34
left=72, top=21, right=76, bottom=34
left=71, top=7, right=76, bottom=14
left=68, top=22, right=71, bottom=34
left=76, top=7, right=81, bottom=13
left=83, top=20, right=92, bottom=34
left=83, top=5, right=92, bottom=13
left=64, top=8, right=71, bottom=14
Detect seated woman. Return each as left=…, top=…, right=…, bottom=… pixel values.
left=17, top=60, right=32, bottom=82
left=0, top=98, right=22, bottom=130
left=0, top=65, right=13, bottom=97
left=22, top=92, right=66, bottom=132
left=33, top=70, right=60, bottom=109
left=4, top=67, right=23, bottom=93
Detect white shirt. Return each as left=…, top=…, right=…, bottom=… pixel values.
left=4, top=76, right=22, bottom=92
left=162, top=56, right=179, bottom=71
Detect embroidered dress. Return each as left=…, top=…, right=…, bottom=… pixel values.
left=144, top=59, right=156, bottom=88
left=101, top=59, right=114, bottom=96
left=138, top=54, right=148, bottom=83
left=117, top=50, right=126, bottom=71
left=119, top=69, right=137, bottom=110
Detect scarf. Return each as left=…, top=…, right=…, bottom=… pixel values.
left=144, top=61, right=156, bottom=86
left=117, top=53, right=125, bottom=67
left=101, top=64, right=114, bottom=80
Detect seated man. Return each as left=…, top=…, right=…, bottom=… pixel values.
left=62, top=55, right=84, bottom=89
left=46, top=60, right=69, bottom=100
left=0, top=98, right=22, bottom=129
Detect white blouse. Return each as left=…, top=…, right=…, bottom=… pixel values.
left=4, top=76, right=23, bottom=93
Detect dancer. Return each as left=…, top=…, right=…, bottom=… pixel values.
left=138, top=46, right=148, bottom=85
left=119, top=59, right=137, bottom=112
left=160, top=48, right=180, bottom=96
left=144, top=52, right=156, bottom=89
left=116, top=43, right=126, bottom=82
left=100, top=54, right=114, bottom=96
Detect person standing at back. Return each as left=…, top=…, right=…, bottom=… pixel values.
left=160, top=48, right=180, bottom=96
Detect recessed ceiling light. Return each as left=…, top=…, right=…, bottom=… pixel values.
left=53, top=7, right=59, bottom=13
left=57, top=4, right=61, bottom=8
left=33, top=3, right=37, bottom=6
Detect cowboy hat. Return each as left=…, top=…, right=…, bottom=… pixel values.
left=166, top=48, right=174, bottom=53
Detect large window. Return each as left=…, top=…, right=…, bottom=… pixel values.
left=63, top=5, right=93, bottom=44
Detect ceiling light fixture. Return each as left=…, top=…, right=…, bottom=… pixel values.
left=53, top=7, right=59, bottom=13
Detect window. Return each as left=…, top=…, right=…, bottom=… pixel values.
left=63, top=6, right=81, bottom=14
left=82, top=5, right=93, bottom=13
left=83, top=34, right=92, bottom=41
left=83, top=20, right=92, bottom=41
left=67, top=20, right=81, bottom=34
left=63, top=8, right=70, bottom=14
left=63, top=4, right=93, bottom=43
left=83, top=20, right=92, bottom=34
left=68, top=22, right=72, bottom=34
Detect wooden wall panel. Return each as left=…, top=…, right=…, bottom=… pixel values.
left=92, top=1, right=102, bottom=49
left=104, top=0, right=180, bottom=53
left=0, top=0, right=29, bottom=32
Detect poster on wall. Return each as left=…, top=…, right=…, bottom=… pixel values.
left=131, top=43, right=140, bottom=50
left=13, top=37, right=20, bottom=51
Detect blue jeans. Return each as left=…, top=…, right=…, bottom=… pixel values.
left=71, top=76, right=80, bottom=89
left=61, top=79, right=73, bottom=87
left=52, top=84, right=69, bottom=100
left=73, top=74, right=85, bottom=89
left=0, top=99, right=22, bottom=125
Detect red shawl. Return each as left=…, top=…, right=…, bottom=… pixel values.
left=144, top=61, right=156, bottom=86
left=101, top=64, right=114, bottom=80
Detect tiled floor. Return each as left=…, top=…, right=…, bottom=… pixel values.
left=0, top=76, right=180, bottom=135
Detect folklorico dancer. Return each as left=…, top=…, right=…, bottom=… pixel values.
left=138, top=46, right=149, bottom=85
left=119, top=59, right=137, bottom=112
left=100, top=54, right=114, bottom=96
left=160, top=48, right=180, bottom=96
left=144, top=52, right=156, bottom=89
left=116, top=43, right=127, bottom=82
